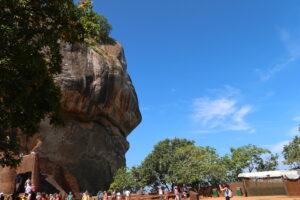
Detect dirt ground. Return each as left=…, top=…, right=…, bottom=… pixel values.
left=200, top=196, right=300, bottom=200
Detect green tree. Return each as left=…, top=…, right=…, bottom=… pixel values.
left=137, top=138, right=195, bottom=190
left=256, top=153, right=279, bottom=171
left=109, top=167, right=140, bottom=192
left=283, top=136, right=300, bottom=168
left=168, top=145, right=227, bottom=190
left=228, top=144, right=278, bottom=181
left=0, top=0, right=85, bottom=167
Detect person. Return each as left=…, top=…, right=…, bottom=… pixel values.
left=55, top=194, right=60, bottom=200
left=30, top=185, right=36, bottom=193
left=103, top=191, right=108, bottom=200
left=116, top=192, right=121, bottom=200
left=67, top=192, right=74, bottom=200
left=29, top=191, right=36, bottom=200
left=0, top=193, right=4, bottom=200
left=182, top=184, right=188, bottom=199
left=97, top=191, right=103, bottom=200
left=137, top=187, right=144, bottom=195
left=111, top=190, right=116, bottom=200
left=41, top=193, right=47, bottom=200
left=164, top=190, right=170, bottom=200
left=25, top=179, right=31, bottom=188
left=174, top=186, right=180, bottom=200
left=49, top=194, right=55, bottom=200
left=7, top=194, right=13, bottom=200
left=25, top=184, right=31, bottom=195
left=125, top=190, right=130, bottom=200
left=36, top=192, right=42, bottom=200
left=21, top=193, right=29, bottom=200
left=219, top=185, right=232, bottom=200
left=81, top=191, right=89, bottom=200
left=23, top=193, right=28, bottom=200
left=158, top=187, right=163, bottom=200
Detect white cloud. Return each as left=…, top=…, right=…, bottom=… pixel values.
left=191, top=87, right=254, bottom=132
left=256, top=29, right=300, bottom=81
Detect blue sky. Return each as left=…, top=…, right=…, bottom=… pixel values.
left=93, top=0, right=300, bottom=167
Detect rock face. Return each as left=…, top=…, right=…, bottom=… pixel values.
left=21, top=40, right=141, bottom=193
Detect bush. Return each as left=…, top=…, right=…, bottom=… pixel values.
left=77, top=0, right=112, bottom=43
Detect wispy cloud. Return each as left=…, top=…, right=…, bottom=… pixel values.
left=256, top=29, right=300, bottom=81
left=190, top=86, right=254, bottom=132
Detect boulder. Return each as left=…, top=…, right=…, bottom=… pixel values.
left=18, top=40, right=141, bottom=194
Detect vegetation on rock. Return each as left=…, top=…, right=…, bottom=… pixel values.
left=77, top=0, right=112, bottom=43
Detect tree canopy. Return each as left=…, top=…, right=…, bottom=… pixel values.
left=109, top=139, right=279, bottom=192
left=226, top=144, right=278, bottom=181
left=167, top=145, right=227, bottom=189
left=136, top=138, right=195, bottom=190
left=0, top=0, right=111, bottom=167
left=109, top=167, right=140, bottom=192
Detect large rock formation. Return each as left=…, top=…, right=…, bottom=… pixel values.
left=18, top=40, right=141, bottom=194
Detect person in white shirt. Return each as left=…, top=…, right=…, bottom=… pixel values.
left=219, top=184, right=232, bottom=200
left=116, top=192, right=121, bottom=200
left=125, top=190, right=130, bottom=200
left=25, top=178, right=31, bottom=186
left=25, top=184, right=31, bottom=194
left=158, top=187, right=163, bottom=200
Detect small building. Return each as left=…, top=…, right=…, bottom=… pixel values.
left=0, top=153, right=40, bottom=194
left=0, top=153, right=65, bottom=195
left=238, top=170, right=300, bottom=196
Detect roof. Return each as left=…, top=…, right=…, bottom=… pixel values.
left=238, top=169, right=300, bottom=180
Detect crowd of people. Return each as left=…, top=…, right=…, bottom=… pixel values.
left=0, top=178, right=232, bottom=200
left=1, top=178, right=69, bottom=200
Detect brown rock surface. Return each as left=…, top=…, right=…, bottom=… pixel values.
left=18, top=40, right=141, bottom=194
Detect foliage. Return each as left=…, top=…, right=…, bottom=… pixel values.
left=118, top=139, right=280, bottom=191
left=227, top=144, right=278, bottom=181
left=0, top=0, right=84, bottom=167
left=109, top=167, right=141, bottom=192
left=256, top=153, right=279, bottom=171
left=167, top=145, right=228, bottom=189
left=137, top=138, right=195, bottom=190
left=77, top=0, right=112, bottom=43
left=283, top=136, right=300, bottom=168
